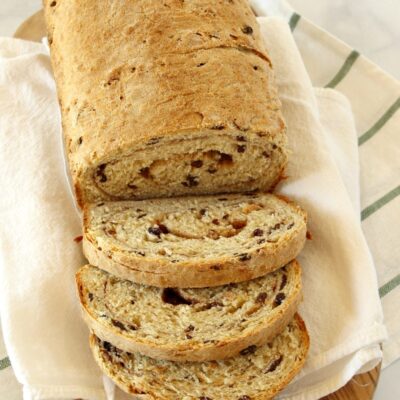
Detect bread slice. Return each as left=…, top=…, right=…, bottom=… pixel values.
left=90, top=314, right=309, bottom=400
left=83, top=193, right=307, bottom=288
left=77, top=260, right=301, bottom=362
left=44, top=0, right=287, bottom=207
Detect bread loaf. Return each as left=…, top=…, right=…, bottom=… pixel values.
left=83, top=193, right=307, bottom=288
left=77, top=261, right=302, bottom=362
left=90, top=314, right=309, bottom=400
left=44, top=0, right=287, bottom=207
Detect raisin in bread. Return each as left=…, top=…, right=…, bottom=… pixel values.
left=83, top=193, right=307, bottom=288
left=77, top=261, right=301, bottom=362
left=90, top=314, right=309, bottom=400
left=44, top=0, right=287, bottom=207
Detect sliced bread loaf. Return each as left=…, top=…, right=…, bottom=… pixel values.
left=90, top=314, right=309, bottom=400
left=83, top=193, right=307, bottom=288
left=77, top=261, right=301, bottom=362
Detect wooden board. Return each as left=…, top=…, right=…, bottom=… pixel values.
left=14, top=10, right=45, bottom=43
left=14, top=10, right=381, bottom=400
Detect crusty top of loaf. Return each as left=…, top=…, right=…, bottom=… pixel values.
left=44, top=0, right=285, bottom=172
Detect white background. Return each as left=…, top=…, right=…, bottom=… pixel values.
left=0, top=0, right=399, bottom=398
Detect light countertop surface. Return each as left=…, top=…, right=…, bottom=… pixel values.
left=0, top=0, right=399, bottom=399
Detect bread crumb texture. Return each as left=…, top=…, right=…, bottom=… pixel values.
left=86, top=194, right=304, bottom=262
left=77, top=260, right=301, bottom=360
left=90, top=314, right=309, bottom=400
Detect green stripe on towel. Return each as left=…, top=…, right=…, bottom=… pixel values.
left=358, top=97, right=400, bottom=145
left=289, top=13, right=301, bottom=32
left=361, top=185, right=400, bottom=221
left=380, top=273, right=400, bottom=298
left=325, top=50, right=360, bottom=88
left=0, top=356, right=11, bottom=370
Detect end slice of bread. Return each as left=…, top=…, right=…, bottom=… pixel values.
left=77, top=260, right=302, bottom=362
left=83, top=193, right=307, bottom=288
left=90, top=314, right=309, bottom=400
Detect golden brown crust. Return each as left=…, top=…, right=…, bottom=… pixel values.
left=44, top=0, right=286, bottom=206
left=89, top=314, right=309, bottom=400
left=89, top=333, right=157, bottom=400
left=83, top=227, right=306, bottom=288
left=76, top=261, right=302, bottom=361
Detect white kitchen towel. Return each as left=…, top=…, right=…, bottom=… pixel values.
left=259, top=19, right=385, bottom=399
left=0, top=38, right=106, bottom=400
left=252, top=0, right=400, bottom=368
left=0, top=15, right=388, bottom=400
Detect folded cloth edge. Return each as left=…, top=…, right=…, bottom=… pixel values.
left=279, top=345, right=382, bottom=400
